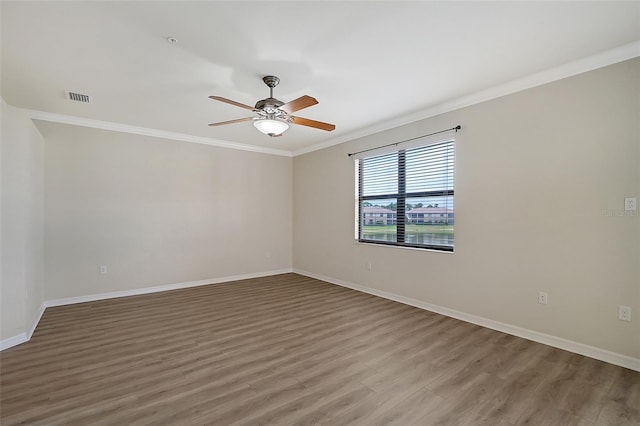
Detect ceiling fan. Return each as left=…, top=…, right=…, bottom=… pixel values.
left=208, top=75, right=336, bottom=137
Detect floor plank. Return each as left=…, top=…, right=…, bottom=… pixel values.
left=1, top=273, right=638, bottom=425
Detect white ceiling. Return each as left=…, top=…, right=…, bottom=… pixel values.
left=2, top=1, right=639, bottom=155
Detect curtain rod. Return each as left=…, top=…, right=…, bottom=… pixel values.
left=347, top=125, right=461, bottom=157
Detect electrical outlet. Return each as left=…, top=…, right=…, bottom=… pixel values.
left=624, top=197, right=637, bottom=212
left=538, top=291, right=548, bottom=305
left=618, top=305, right=632, bottom=322
left=366, top=261, right=372, bottom=271
left=99, top=265, right=108, bottom=275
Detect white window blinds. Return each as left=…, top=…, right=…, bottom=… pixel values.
left=356, top=138, right=455, bottom=251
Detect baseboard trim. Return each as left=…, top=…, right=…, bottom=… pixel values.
left=0, top=333, right=29, bottom=351
left=0, top=303, right=47, bottom=351
left=1, top=268, right=293, bottom=351
left=293, top=269, right=640, bottom=372
left=27, top=303, right=47, bottom=338
left=45, top=268, right=293, bottom=307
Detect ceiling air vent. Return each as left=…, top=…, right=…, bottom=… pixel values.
left=65, top=91, right=91, bottom=103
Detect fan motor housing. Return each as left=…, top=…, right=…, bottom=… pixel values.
left=255, top=97, right=284, bottom=111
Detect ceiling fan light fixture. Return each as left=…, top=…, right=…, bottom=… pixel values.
left=253, top=118, right=289, bottom=136
left=209, top=76, right=335, bottom=134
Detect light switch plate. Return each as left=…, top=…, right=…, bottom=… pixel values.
left=624, top=197, right=636, bottom=212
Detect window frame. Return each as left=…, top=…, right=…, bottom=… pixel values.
left=356, top=139, right=455, bottom=252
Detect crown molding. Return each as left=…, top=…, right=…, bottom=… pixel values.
left=14, top=41, right=639, bottom=159
left=293, top=40, right=640, bottom=157
left=26, top=109, right=293, bottom=158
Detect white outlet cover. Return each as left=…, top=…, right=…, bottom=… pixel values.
left=538, top=291, right=548, bottom=305
left=618, top=305, right=632, bottom=322
left=625, top=197, right=637, bottom=211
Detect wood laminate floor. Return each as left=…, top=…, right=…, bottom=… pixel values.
left=1, top=273, right=638, bottom=425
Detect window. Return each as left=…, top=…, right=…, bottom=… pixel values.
left=356, top=140, right=454, bottom=251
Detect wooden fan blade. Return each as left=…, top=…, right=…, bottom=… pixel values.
left=208, top=117, right=254, bottom=127
left=279, top=95, right=318, bottom=114
left=291, top=116, right=336, bottom=131
left=209, top=96, right=256, bottom=111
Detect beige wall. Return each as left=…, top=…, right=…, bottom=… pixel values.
left=2, top=59, right=638, bottom=363
left=40, top=122, right=292, bottom=300
left=293, top=58, right=640, bottom=359
left=1, top=100, right=45, bottom=341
